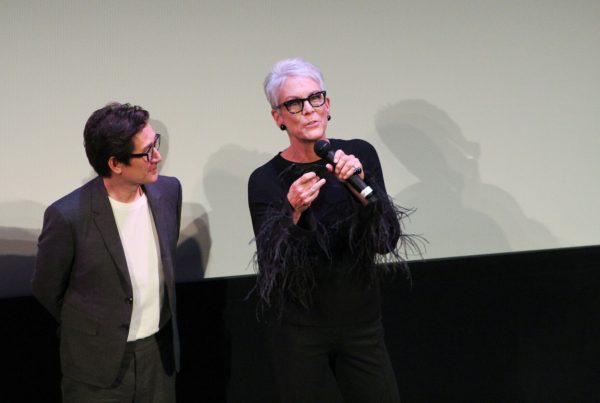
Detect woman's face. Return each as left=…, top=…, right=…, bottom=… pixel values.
left=272, top=76, right=330, bottom=146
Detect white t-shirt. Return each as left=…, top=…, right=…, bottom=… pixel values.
left=109, top=193, right=164, bottom=341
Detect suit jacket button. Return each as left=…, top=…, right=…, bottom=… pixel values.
left=126, top=297, right=133, bottom=304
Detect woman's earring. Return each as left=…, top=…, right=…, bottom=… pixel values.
left=327, top=115, right=331, bottom=121
left=280, top=124, right=287, bottom=131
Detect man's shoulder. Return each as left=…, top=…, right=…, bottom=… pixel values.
left=152, top=175, right=182, bottom=195
left=155, top=174, right=180, bottom=186
left=145, top=175, right=182, bottom=208
left=47, top=177, right=99, bottom=215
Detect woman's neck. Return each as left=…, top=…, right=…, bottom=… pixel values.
left=281, top=140, right=325, bottom=163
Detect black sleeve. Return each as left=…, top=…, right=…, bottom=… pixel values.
left=351, top=139, right=403, bottom=254
left=247, top=166, right=327, bottom=310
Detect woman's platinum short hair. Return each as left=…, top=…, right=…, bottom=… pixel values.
left=263, top=58, right=326, bottom=109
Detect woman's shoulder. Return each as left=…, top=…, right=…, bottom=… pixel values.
left=248, top=153, right=288, bottom=187
left=330, top=138, right=376, bottom=154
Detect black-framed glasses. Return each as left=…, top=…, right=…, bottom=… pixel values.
left=275, top=91, right=327, bottom=114
left=130, top=133, right=161, bottom=162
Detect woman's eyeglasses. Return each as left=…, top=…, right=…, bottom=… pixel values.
left=275, top=91, right=326, bottom=114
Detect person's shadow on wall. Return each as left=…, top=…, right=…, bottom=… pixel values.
left=177, top=143, right=275, bottom=402
left=0, top=201, right=45, bottom=298
left=150, top=119, right=211, bottom=282
left=375, top=99, right=557, bottom=258
left=375, top=100, right=558, bottom=400
left=202, top=144, right=271, bottom=278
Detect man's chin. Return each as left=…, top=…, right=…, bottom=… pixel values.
left=146, top=173, right=160, bottom=183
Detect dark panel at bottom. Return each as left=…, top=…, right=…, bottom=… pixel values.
left=2, top=245, right=599, bottom=402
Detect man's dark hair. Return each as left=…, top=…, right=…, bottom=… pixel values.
left=83, top=102, right=150, bottom=177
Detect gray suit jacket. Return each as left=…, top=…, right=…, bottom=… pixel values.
left=32, top=176, right=182, bottom=387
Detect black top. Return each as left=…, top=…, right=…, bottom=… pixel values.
left=248, top=138, right=403, bottom=326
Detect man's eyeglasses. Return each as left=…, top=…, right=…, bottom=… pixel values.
left=275, top=91, right=326, bottom=114
left=130, top=133, right=161, bottom=162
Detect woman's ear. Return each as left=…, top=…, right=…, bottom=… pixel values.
left=271, top=109, right=286, bottom=131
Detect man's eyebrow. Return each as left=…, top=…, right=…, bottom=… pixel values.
left=142, top=136, right=158, bottom=150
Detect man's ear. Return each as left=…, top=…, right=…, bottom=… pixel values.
left=107, top=156, right=122, bottom=175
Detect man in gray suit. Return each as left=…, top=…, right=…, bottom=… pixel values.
left=32, top=102, right=181, bottom=403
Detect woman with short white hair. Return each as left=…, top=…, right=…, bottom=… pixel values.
left=248, top=57, right=414, bottom=402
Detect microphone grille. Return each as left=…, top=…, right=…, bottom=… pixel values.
left=314, top=140, right=331, bottom=158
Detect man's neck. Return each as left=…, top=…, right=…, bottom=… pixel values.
left=103, top=177, right=143, bottom=203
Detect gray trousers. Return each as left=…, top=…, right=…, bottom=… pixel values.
left=61, top=328, right=175, bottom=403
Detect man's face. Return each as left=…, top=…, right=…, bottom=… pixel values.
left=120, top=123, right=162, bottom=185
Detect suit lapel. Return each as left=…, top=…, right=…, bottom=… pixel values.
left=144, top=183, right=167, bottom=257
left=90, top=177, right=132, bottom=288
left=144, top=182, right=174, bottom=277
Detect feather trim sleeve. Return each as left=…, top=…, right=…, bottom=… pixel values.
left=338, top=139, right=423, bottom=284
left=251, top=204, right=329, bottom=313
left=345, top=187, right=423, bottom=285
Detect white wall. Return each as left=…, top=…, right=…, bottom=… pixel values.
left=1, top=0, right=599, bottom=283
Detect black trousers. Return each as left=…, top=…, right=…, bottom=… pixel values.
left=61, top=327, right=175, bottom=403
left=265, top=318, right=401, bottom=403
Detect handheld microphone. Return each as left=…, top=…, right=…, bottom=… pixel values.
left=314, top=140, right=376, bottom=202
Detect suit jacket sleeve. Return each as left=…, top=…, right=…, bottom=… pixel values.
left=32, top=204, right=75, bottom=321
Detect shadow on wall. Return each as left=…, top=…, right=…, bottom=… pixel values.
left=149, top=119, right=171, bottom=172
left=0, top=228, right=37, bottom=298
left=151, top=119, right=211, bottom=282
left=202, top=144, right=273, bottom=277
left=177, top=203, right=211, bottom=282
left=375, top=99, right=557, bottom=258
left=0, top=200, right=46, bottom=298
left=177, top=144, right=273, bottom=401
